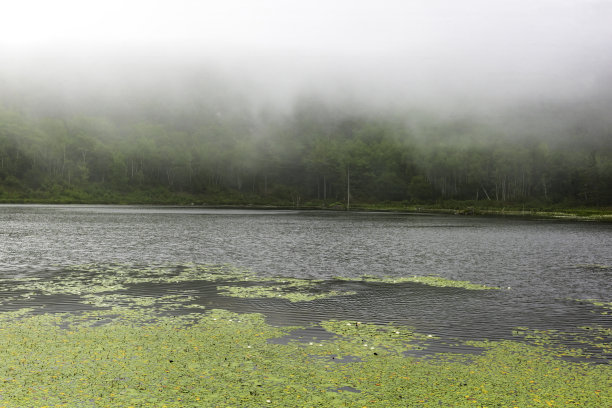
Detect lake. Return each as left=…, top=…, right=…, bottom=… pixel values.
left=1, top=204, right=610, bottom=357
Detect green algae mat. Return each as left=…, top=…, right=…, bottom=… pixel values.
left=0, top=264, right=609, bottom=407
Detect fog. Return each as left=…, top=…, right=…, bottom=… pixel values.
left=1, top=1, right=612, bottom=206
left=2, top=0, right=612, bottom=123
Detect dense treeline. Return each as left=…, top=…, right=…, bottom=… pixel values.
left=1, top=90, right=611, bottom=207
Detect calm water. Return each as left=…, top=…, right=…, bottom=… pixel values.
left=1, top=205, right=610, bottom=354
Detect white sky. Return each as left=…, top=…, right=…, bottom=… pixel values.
left=1, top=0, right=611, bottom=108
left=1, top=0, right=608, bottom=53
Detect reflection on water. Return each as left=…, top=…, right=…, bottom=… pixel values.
left=0, top=205, right=610, bottom=354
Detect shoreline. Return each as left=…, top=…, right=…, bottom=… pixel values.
left=1, top=199, right=611, bottom=222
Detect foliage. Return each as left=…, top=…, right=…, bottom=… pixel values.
left=216, top=284, right=357, bottom=303
left=342, top=275, right=500, bottom=290
left=0, top=308, right=609, bottom=407
left=1, top=99, right=612, bottom=207
left=0, top=263, right=609, bottom=406
left=1, top=264, right=496, bottom=311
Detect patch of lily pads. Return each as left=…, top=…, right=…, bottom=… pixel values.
left=0, top=263, right=499, bottom=311
left=318, top=320, right=438, bottom=355
left=338, top=275, right=500, bottom=290
left=216, top=284, right=357, bottom=303
left=0, top=263, right=609, bottom=406
left=512, top=325, right=612, bottom=362
left=574, top=298, right=612, bottom=315
left=0, top=307, right=609, bottom=407
left=215, top=273, right=498, bottom=303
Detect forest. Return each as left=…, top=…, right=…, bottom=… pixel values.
left=1, top=74, right=611, bottom=209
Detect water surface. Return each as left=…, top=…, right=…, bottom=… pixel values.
left=1, top=205, right=610, bottom=355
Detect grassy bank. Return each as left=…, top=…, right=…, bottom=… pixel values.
left=354, top=202, right=612, bottom=221
left=0, top=184, right=611, bottom=221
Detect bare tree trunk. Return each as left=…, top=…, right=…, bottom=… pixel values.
left=61, top=145, right=66, bottom=178
left=347, top=166, right=350, bottom=211
left=166, top=168, right=173, bottom=186
left=236, top=174, right=242, bottom=190
left=480, top=184, right=491, bottom=200
left=323, top=175, right=326, bottom=201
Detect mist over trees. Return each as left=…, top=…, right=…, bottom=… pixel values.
left=1, top=68, right=611, bottom=207
left=2, top=0, right=611, bottom=207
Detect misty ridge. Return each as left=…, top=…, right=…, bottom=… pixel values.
left=1, top=50, right=611, bottom=206
left=3, top=43, right=611, bottom=143
left=1, top=0, right=611, bottom=207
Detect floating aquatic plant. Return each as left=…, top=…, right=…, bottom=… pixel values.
left=512, top=325, right=612, bottom=361
left=4, top=263, right=500, bottom=310
left=0, top=263, right=608, bottom=406
left=574, top=298, right=612, bottom=315
left=339, top=275, right=500, bottom=290
left=318, top=320, right=436, bottom=356
left=81, top=293, right=196, bottom=309
left=0, top=307, right=609, bottom=407
left=217, top=284, right=356, bottom=303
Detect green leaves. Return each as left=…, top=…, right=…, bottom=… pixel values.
left=0, top=306, right=610, bottom=407
left=0, top=263, right=609, bottom=406
left=339, top=275, right=499, bottom=290
left=4, top=263, right=499, bottom=312
left=0, top=307, right=608, bottom=407
left=217, top=282, right=356, bottom=303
